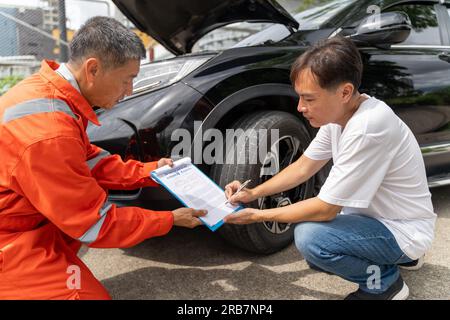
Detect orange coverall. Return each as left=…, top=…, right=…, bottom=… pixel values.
left=0, top=60, right=174, bottom=299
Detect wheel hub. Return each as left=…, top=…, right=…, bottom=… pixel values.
left=276, top=196, right=292, bottom=208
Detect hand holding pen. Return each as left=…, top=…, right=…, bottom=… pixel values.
left=224, top=179, right=254, bottom=205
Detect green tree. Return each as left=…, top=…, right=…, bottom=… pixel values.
left=0, top=76, right=23, bottom=96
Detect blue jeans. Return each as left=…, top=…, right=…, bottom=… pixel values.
left=294, top=214, right=414, bottom=294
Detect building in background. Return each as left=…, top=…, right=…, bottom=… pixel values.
left=16, top=5, right=57, bottom=60
left=0, top=5, right=18, bottom=57
left=43, top=0, right=59, bottom=31
left=0, top=3, right=57, bottom=61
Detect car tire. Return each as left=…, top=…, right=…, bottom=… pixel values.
left=210, top=110, right=315, bottom=254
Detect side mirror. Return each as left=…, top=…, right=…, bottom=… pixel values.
left=349, top=12, right=412, bottom=47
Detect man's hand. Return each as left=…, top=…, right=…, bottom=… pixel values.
left=157, top=158, right=174, bottom=168
left=223, top=208, right=262, bottom=225
left=172, top=208, right=207, bottom=228
left=224, top=180, right=256, bottom=205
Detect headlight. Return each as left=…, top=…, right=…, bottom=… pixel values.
left=132, top=55, right=214, bottom=95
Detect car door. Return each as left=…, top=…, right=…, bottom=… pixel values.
left=359, top=1, right=450, bottom=182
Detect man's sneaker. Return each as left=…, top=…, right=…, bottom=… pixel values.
left=398, top=255, right=425, bottom=271
left=344, top=275, right=409, bottom=300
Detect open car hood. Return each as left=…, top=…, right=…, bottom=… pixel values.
left=112, top=0, right=299, bottom=55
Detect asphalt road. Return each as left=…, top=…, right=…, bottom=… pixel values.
left=81, top=185, right=450, bottom=300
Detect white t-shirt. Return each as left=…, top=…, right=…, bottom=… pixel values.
left=304, top=94, right=436, bottom=260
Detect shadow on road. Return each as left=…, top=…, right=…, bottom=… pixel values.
left=101, top=263, right=345, bottom=300
left=100, top=259, right=450, bottom=299
left=120, top=226, right=301, bottom=267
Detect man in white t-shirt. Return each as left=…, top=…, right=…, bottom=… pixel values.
left=223, top=36, right=436, bottom=300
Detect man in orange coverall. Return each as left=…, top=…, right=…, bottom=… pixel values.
left=0, top=16, right=207, bottom=300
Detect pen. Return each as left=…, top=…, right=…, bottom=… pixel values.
left=225, top=179, right=252, bottom=205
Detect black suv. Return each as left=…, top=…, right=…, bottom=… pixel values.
left=87, top=0, right=450, bottom=254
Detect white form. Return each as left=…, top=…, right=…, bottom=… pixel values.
left=150, top=157, right=242, bottom=231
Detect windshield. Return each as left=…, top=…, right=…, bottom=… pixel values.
left=232, top=0, right=357, bottom=48
left=294, top=0, right=357, bottom=30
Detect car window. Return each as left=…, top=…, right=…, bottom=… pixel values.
left=385, top=4, right=441, bottom=45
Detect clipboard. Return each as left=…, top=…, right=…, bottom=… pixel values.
left=150, top=157, right=243, bottom=231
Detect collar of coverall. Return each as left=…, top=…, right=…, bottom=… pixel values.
left=56, top=63, right=82, bottom=93
left=39, top=60, right=101, bottom=126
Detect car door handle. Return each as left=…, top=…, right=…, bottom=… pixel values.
left=438, top=52, right=450, bottom=63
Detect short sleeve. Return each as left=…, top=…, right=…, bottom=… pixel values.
left=318, top=133, right=393, bottom=208
left=304, top=125, right=332, bottom=161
